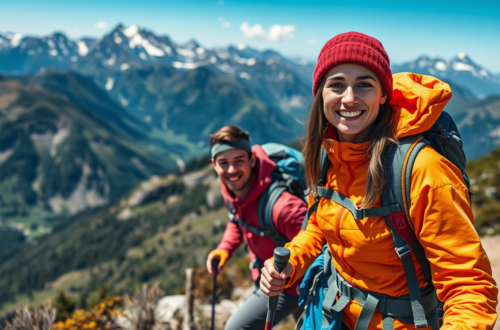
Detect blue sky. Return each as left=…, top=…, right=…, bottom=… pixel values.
left=1, top=0, right=500, bottom=72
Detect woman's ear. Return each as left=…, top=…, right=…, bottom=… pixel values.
left=380, top=88, right=388, bottom=105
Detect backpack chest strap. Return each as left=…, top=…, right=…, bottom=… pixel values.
left=316, top=187, right=403, bottom=220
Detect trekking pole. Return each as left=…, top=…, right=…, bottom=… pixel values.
left=265, top=247, right=291, bottom=330
left=211, top=258, right=220, bottom=330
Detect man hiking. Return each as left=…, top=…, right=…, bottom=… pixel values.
left=205, top=125, right=306, bottom=330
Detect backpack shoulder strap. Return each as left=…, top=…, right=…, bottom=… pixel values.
left=381, top=135, right=434, bottom=329
left=258, top=180, right=290, bottom=246
left=382, top=135, right=432, bottom=280
left=225, top=199, right=275, bottom=238
left=301, top=147, right=331, bottom=230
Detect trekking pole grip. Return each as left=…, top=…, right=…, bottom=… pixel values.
left=211, top=258, right=220, bottom=275
left=266, top=247, right=291, bottom=325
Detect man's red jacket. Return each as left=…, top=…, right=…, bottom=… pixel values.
left=217, top=145, right=307, bottom=296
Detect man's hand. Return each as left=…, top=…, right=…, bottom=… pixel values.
left=206, top=249, right=229, bottom=275
left=260, top=258, right=294, bottom=296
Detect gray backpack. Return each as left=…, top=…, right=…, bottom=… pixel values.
left=303, top=111, right=469, bottom=330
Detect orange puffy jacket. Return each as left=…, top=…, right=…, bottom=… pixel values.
left=284, top=73, right=498, bottom=330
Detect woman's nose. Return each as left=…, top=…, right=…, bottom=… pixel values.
left=342, top=86, right=356, bottom=104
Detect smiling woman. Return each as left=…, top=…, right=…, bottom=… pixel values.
left=260, top=31, right=498, bottom=330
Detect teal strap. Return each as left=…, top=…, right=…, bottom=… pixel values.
left=382, top=315, right=395, bottom=330
left=396, top=243, right=428, bottom=328
left=320, top=147, right=330, bottom=183
left=332, top=294, right=351, bottom=313
left=316, top=187, right=402, bottom=220
left=354, top=294, right=379, bottom=330
left=409, top=240, right=432, bottom=281
left=302, top=199, right=319, bottom=230
left=258, top=180, right=289, bottom=245
left=322, top=281, right=340, bottom=318
left=403, top=139, right=434, bottom=282
left=227, top=206, right=272, bottom=237
left=427, top=310, right=440, bottom=330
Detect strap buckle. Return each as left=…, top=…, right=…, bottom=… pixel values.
left=336, top=275, right=352, bottom=298
left=341, top=280, right=352, bottom=298
left=395, top=244, right=412, bottom=259
left=354, top=208, right=364, bottom=220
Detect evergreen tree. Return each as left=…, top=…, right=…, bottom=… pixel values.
left=53, top=291, right=75, bottom=321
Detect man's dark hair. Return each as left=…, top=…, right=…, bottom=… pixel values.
left=210, top=125, right=251, bottom=158
left=209, top=125, right=250, bottom=146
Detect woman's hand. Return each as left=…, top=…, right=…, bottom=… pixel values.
left=206, top=250, right=229, bottom=275
left=260, top=258, right=294, bottom=296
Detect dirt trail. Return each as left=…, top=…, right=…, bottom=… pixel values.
left=481, top=235, right=500, bottom=330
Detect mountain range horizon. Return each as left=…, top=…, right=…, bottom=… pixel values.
left=1, top=23, right=500, bottom=75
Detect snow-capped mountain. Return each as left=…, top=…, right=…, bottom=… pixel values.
left=392, top=53, right=500, bottom=98
left=0, top=24, right=313, bottom=78
left=0, top=32, right=94, bottom=74
left=0, top=24, right=315, bottom=114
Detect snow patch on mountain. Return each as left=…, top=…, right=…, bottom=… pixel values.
left=239, top=72, right=251, bottom=79
left=177, top=47, right=196, bottom=58
left=105, top=77, right=114, bottom=90
left=453, top=61, right=477, bottom=75
left=76, top=41, right=89, bottom=56
left=7, top=33, right=23, bottom=47
left=123, top=24, right=139, bottom=38
left=128, top=33, right=165, bottom=57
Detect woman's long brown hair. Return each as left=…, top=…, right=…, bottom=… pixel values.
left=302, top=79, right=397, bottom=208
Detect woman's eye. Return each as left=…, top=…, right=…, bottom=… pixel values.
left=329, top=83, right=343, bottom=88
left=358, top=82, right=372, bottom=88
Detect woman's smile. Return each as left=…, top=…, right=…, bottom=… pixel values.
left=336, top=110, right=365, bottom=121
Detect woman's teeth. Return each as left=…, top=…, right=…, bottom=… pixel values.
left=339, top=110, right=362, bottom=118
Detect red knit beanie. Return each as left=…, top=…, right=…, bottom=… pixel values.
left=312, top=32, right=392, bottom=101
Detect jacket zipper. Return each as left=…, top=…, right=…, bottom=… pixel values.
left=337, top=147, right=356, bottom=278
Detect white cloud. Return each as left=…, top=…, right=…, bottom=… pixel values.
left=268, top=24, right=295, bottom=41
left=240, top=22, right=267, bottom=39
left=94, top=22, right=108, bottom=29
left=218, top=17, right=232, bottom=28
left=240, top=22, right=296, bottom=41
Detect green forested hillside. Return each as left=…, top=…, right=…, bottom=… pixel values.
left=0, top=158, right=231, bottom=316
left=467, top=147, right=500, bottom=235
left=0, top=78, right=178, bottom=231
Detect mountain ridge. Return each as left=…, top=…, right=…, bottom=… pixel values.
left=0, top=76, right=177, bottom=229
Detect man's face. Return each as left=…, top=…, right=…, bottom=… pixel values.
left=212, top=149, right=255, bottom=196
